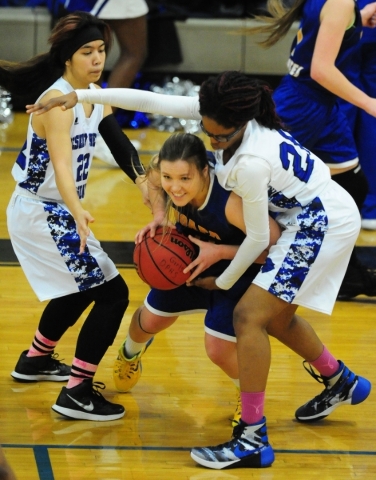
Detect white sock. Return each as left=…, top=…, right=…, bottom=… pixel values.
left=124, top=335, right=148, bottom=359
left=231, top=378, right=240, bottom=389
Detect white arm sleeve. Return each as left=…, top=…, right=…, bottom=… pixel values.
left=215, top=159, right=271, bottom=290
left=76, top=88, right=201, bottom=120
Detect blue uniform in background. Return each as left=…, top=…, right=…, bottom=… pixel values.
left=338, top=0, right=376, bottom=226
left=273, top=0, right=362, bottom=169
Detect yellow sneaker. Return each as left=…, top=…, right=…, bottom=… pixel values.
left=113, top=337, right=153, bottom=393
left=231, top=388, right=241, bottom=428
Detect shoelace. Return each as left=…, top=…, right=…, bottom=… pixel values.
left=49, top=352, right=66, bottom=366
left=302, top=360, right=326, bottom=384
left=91, top=381, right=107, bottom=398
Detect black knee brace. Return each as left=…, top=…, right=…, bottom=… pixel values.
left=38, top=292, right=94, bottom=341
left=75, top=274, right=129, bottom=364
left=332, top=166, right=369, bottom=212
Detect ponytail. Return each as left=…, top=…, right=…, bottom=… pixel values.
left=246, top=0, right=305, bottom=48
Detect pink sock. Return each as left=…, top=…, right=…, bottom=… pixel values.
left=241, top=391, right=265, bottom=425
left=309, top=346, right=340, bottom=378
left=27, top=330, right=57, bottom=357
left=67, top=358, right=98, bottom=389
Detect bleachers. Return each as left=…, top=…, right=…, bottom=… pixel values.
left=0, top=6, right=298, bottom=75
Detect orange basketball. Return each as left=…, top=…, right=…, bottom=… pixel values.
left=133, top=227, right=197, bottom=290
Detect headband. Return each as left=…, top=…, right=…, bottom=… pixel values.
left=59, top=25, right=104, bottom=64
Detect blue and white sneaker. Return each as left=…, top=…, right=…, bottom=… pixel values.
left=190, top=417, right=274, bottom=469
left=295, top=360, right=371, bottom=422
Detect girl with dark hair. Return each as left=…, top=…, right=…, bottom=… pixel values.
left=2, top=11, right=148, bottom=421
left=248, top=0, right=376, bottom=299
left=26, top=70, right=371, bottom=468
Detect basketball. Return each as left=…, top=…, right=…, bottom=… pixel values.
left=133, top=227, right=197, bottom=290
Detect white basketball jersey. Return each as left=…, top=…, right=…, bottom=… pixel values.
left=12, top=77, right=104, bottom=201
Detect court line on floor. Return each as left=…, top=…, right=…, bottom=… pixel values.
left=3, top=443, right=376, bottom=480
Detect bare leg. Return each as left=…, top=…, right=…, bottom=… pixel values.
left=106, top=16, right=148, bottom=89
left=234, top=284, right=323, bottom=392
left=267, top=312, right=324, bottom=362
left=205, top=333, right=238, bottom=379
left=128, top=306, right=178, bottom=344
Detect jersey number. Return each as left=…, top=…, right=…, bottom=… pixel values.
left=279, top=141, right=314, bottom=183
left=76, top=153, right=90, bottom=182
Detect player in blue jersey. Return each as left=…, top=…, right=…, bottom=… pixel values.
left=112, top=132, right=281, bottom=428
left=337, top=0, right=376, bottom=231
left=25, top=71, right=372, bottom=469
left=249, top=0, right=376, bottom=298
left=0, top=12, right=148, bottom=421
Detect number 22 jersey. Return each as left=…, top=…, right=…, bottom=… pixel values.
left=12, top=76, right=103, bottom=201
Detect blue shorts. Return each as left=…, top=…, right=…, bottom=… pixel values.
left=273, top=77, right=358, bottom=170
left=145, top=264, right=260, bottom=342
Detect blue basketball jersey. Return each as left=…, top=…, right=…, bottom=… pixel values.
left=288, top=0, right=362, bottom=97
left=172, top=161, right=253, bottom=278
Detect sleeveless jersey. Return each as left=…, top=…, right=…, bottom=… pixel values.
left=12, top=77, right=104, bottom=201
left=287, top=0, right=362, bottom=98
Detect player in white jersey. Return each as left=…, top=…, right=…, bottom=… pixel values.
left=26, top=71, right=372, bottom=468
left=1, top=12, right=147, bottom=422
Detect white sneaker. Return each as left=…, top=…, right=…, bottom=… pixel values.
left=361, top=219, right=376, bottom=230
left=94, top=136, right=141, bottom=168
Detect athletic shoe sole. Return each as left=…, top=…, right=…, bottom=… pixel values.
left=51, top=404, right=125, bottom=421
left=11, top=371, right=70, bottom=382
left=190, top=446, right=274, bottom=470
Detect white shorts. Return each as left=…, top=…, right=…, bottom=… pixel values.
left=7, top=188, right=119, bottom=302
left=253, top=181, right=360, bottom=315
left=92, top=0, right=149, bottom=19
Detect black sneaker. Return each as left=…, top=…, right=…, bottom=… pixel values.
left=52, top=379, right=125, bottom=421
left=11, top=350, right=70, bottom=382
left=295, top=360, right=372, bottom=422
left=338, top=263, right=376, bottom=300
left=190, top=418, right=274, bottom=469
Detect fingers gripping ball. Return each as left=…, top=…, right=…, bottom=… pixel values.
left=134, top=227, right=197, bottom=290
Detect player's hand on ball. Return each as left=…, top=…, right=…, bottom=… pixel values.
left=135, top=220, right=162, bottom=243
left=26, top=91, right=78, bottom=114
left=187, top=276, right=220, bottom=290
left=135, top=219, right=174, bottom=243
left=184, top=236, right=223, bottom=282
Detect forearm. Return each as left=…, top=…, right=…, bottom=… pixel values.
left=311, top=65, right=371, bottom=111
left=215, top=236, right=267, bottom=290
left=76, top=88, right=201, bottom=119
left=98, top=114, right=144, bottom=182
left=55, top=167, right=84, bottom=218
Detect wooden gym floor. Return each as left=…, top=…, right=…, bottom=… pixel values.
left=0, top=113, right=376, bottom=479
